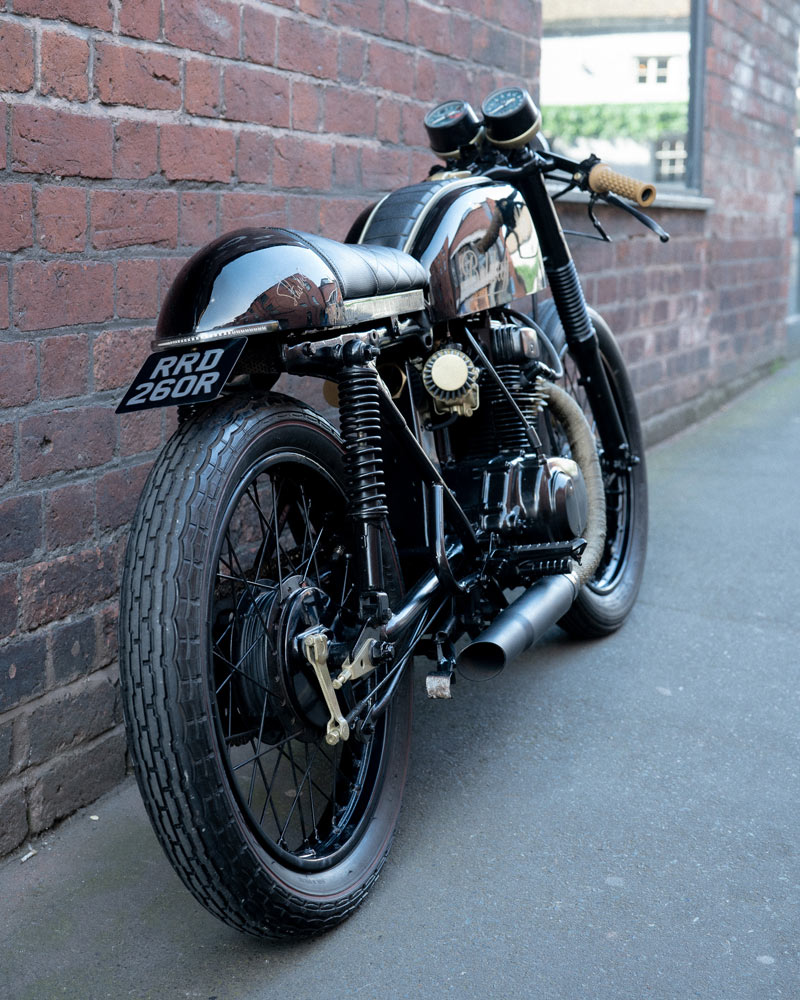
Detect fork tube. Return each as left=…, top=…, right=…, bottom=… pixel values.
left=519, top=169, right=630, bottom=460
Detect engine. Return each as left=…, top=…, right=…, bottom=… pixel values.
left=422, top=316, right=590, bottom=553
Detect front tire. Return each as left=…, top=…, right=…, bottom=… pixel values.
left=537, top=301, right=648, bottom=637
left=119, top=393, right=412, bottom=939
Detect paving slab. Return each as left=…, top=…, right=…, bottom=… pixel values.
left=2, top=359, right=799, bottom=1000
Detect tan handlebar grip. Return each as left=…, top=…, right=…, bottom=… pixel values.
left=588, top=164, right=656, bottom=208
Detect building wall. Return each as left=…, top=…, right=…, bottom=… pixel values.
left=0, top=0, right=539, bottom=856
left=557, top=0, right=797, bottom=441
left=0, top=0, right=796, bottom=856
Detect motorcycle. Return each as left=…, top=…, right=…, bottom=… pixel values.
left=116, top=86, right=668, bottom=939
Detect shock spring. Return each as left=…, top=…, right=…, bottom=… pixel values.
left=338, top=363, right=388, bottom=521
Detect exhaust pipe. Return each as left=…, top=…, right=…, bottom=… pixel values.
left=459, top=572, right=579, bottom=677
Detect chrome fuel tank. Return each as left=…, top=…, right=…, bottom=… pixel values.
left=360, top=177, right=546, bottom=323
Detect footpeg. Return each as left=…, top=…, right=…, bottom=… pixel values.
left=425, top=670, right=453, bottom=698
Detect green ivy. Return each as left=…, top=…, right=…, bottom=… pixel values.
left=541, top=103, right=687, bottom=145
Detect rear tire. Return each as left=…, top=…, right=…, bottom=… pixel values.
left=119, top=393, right=411, bottom=939
left=537, top=301, right=648, bottom=637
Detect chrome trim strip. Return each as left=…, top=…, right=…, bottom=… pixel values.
left=154, top=320, right=280, bottom=351
left=343, top=289, right=426, bottom=325
left=154, top=291, right=425, bottom=351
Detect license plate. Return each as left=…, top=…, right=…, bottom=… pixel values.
left=116, top=338, right=247, bottom=414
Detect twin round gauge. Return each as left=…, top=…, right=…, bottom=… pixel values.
left=423, top=86, right=543, bottom=159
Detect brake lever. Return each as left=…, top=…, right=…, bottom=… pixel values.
left=604, top=192, right=670, bottom=242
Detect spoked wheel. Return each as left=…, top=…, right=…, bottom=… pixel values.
left=536, top=301, right=648, bottom=636
left=119, top=395, right=411, bottom=939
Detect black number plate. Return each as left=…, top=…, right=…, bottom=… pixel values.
left=116, top=338, right=247, bottom=414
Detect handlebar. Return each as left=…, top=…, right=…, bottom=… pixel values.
left=586, top=163, right=656, bottom=209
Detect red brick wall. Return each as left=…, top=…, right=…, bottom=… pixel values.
left=0, top=0, right=540, bottom=854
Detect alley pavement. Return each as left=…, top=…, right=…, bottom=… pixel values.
left=2, top=358, right=799, bottom=1000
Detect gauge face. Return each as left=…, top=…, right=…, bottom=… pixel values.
left=481, top=87, right=541, bottom=149
left=482, top=87, right=526, bottom=119
left=424, top=100, right=482, bottom=159
left=424, top=100, right=470, bottom=129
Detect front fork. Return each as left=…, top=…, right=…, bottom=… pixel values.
left=521, top=169, right=632, bottom=466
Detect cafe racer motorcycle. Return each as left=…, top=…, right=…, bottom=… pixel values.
left=117, top=87, right=668, bottom=939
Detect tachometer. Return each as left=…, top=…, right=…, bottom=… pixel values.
left=481, top=87, right=542, bottom=149
left=424, top=100, right=482, bottom=158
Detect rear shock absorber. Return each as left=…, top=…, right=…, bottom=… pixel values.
left=338, top=341, right=389, bottom=621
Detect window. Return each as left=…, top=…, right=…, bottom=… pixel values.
left=540, top=0, right=705, bottom=192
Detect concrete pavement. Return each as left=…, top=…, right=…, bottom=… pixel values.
left=2, top=358, right=799, bottom=1000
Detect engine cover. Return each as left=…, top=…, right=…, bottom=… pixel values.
left=480, top=454, right=588, bottom=542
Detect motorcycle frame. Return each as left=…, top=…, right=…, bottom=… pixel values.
left=273, top=158, right=635, bottom=702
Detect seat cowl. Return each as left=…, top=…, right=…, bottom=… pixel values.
left=155, top=227, right=428, bottom=346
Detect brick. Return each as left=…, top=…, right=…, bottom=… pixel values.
left=223, top=65, right=290, bottom=127
left=51, top=615, right=96, bottom=684
left=20, top=407, right=116, bottom=481
left=220, top=192, right=285, bottom=233
left=0, top=265, right=7, bottom=330
left=41, top=333, right=89, bottom=400
left=115, top=259, right=159, bottom=319
left=94, top=326, right=154, bottom=391
left=0, top=785, right=28, bottom=856
left=366, top=40, right=415, bottom=98
left=119, top=0, right=161, bottom=40
left=164, top=0, right=239, bottom=57
left=0, top=634, right=46, bottom=711
left=0, top=494, right=41, bottom=563
left=12, top=107, right=113, bottom=179
left=273, top=134, right=332, bottom=190
left=330, top=0, right=381, bottom=32
left=0, top=341, right=37, bottom=409
left=376, top=96, right=402, bottom=144
left=46, top=482, right=94, bottom=549
left=291, top=80, right=323, bottom=132
left=96, top=463, right=150, bottom=531
left=113, top=120, right=158, bottom=180
left=333, top=142, right=360, bottom=190
left=242, top=6, right=276, bottom=66
left=287, top=194, right=320, bottom=233
left=161, top=123, right=235, bottom=182
left=95, top=605, right=118, bottom=669
left=408, top=1, right=450, bottom=55
left=237, top=133, right=271, bottom=184
left=338, top=33, right=366, bottom=84
left=91, top=190, right=178, bottom=251
left=179, top=191, right=218, bottom=246
left=0, top=719, right=13, bottom=779
left=40, top=29, right=89, bottom=101
left=277, top=18, right=338, bottom=80
left=320, top=196, right=369, bottom=241
left=383, top=0, right=408, bottom=42
left=13, top=0, right=112, bottom=29
left=21, top=544, right=119, bottom=629
left=325, top=88, right=376, bottom=137
left=0, top=571, right=17, bottom=638
left=25, top=675, right=117, bottom=767
left=0, top=184, right=33, bottom=252
left=0, top=423, right=13, bottom=487
left=28, top=728, right=127, bottom=834
left=96, top=41, right=181, bottom=111
left=14, top=260, right=114, bottom=331
left=36, top=186, right=87, bottom=253
left=0, top=20, right=34, bottom=92
left=185, top=58, right=220, bottom=116
left=362, top=146, right=411, bottom=193
left=119, top=410, right=163, bottom=457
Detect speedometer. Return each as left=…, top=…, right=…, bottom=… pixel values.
left=481, top=86, right=542, bottom=149
left=423, top=100, right=482, bottom=158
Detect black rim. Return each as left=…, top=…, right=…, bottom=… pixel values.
left=206, top=450, right=388, bottom=873
left=557, top=353, right=637, bottom=595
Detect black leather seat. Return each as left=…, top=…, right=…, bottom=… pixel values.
left=269, top=228, right=427, bottom=300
